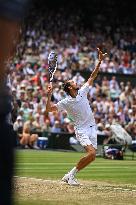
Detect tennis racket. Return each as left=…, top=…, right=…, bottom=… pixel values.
left=48, top=51, right=57, bottom=83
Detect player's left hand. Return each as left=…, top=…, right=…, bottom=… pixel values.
left=97, top=48, right=107, bottom=62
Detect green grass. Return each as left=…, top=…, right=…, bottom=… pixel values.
left=15, top=149, right=136, bottom=184
left=14, top=150, right=136, bottom=205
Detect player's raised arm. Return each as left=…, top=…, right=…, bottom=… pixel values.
left=45, top=84, right=58, bottom=113
left=87, top=48, right=107, bottom=86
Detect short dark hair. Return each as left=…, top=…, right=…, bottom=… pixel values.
left=62, top=81, right=71, bottom=94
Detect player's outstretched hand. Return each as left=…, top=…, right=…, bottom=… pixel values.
left=47, top=84, right=53, bottom=96
left=97, top=48, right=107, bottom=62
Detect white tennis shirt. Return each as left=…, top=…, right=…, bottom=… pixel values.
left=57, top=83, right=96, bottom=130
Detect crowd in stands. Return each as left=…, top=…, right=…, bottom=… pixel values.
left=8, top=4, right=136, bottom=147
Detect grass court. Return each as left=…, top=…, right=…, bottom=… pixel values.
left=14, top=150, right=136, bottom=205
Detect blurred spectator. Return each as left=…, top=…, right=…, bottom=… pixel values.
left=13, top=116, right=23, bottom=133
left=44, top=119, right=52, bottom=132
left=97, top=123, right=105, bottom=136
left=32, top=113, right=43, bottom=132
left=72, top=72, right=85, bottom=86
left=67, top=122, right=75, bottom=134
left=20, top=118, right=38, bottom=148
left=51, top=120, right=61, bottom=133
left=62, top=118, right=71, bottom=132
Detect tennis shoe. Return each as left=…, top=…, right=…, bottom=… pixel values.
left=62, top=173, right=80, bottom=186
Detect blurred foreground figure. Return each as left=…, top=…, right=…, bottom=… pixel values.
left=0, top=1, right=30, bottom=204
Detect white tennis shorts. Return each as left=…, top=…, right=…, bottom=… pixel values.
left=75, top=125, right=97, bottom=149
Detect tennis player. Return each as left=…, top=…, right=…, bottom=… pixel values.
left=46, top=48, right=107, bottom=185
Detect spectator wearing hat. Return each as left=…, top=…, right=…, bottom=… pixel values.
left=13, top=116, right=24, bottom=146
left=13, top=116, right=23, bottom=132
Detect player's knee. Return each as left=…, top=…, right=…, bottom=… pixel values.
left=88, top=150, right=96, bottom=162
left=92, top=152, right=96, bottom=161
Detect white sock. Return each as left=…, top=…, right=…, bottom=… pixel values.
left=69, top=167, right=78, bottom=176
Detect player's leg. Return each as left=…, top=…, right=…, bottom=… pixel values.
left=64, top=145, right=96, bottom=177
left=76, top=144, right=96, bottom=171
left=62, top=145, right=96, bottom=185
left=62, top=127, right=97, bottom=185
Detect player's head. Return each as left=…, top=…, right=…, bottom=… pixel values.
left=63, top=80, right=79, bottom=96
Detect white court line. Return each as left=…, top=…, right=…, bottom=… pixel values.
left=14, top=176, right=59, bottom=183
left=14, top=176, right=136, bottom=192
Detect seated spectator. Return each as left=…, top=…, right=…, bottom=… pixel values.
left=13, top=116, right=23, bottom=133
left=44, top=119, right=52, bottom=132
left=13, top=116, right=24, bottom=145
left=32, top=113, right=42, bottom=132
left=19, top=118, right=38, bottom=149
left=51, top=120, right=61, bottom=133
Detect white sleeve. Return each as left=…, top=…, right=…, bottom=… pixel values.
left=79, top=82, right=90, bottom=96
left=56, top=100, right=66, bottom=112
